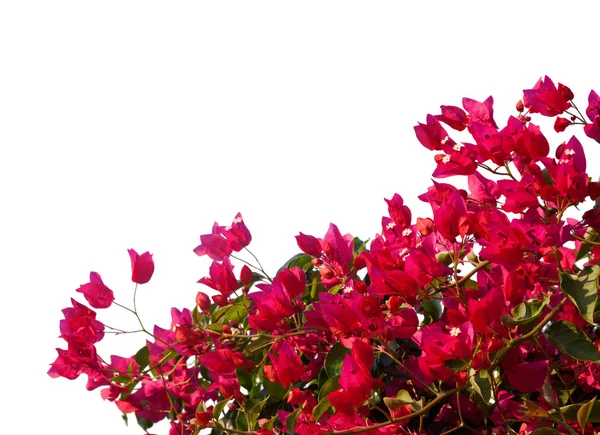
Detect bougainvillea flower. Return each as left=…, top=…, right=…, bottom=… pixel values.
left=584, top=90, right=600, bottom=141
left=268, top=341, right=303, bottom=387
left=554, top=117, right=572, bottom=132
left=523, top=76, right=571, bottom=116
left=467, top=171, right=501, bottom=207
left=199, top=348, right=252, bottom=374
left=128, top=249, right=154, bottom=284
left=414, top=114, right=455, bottom=151
left=76, top=272, right=114, bottom=309
left=462, top=96, right=498, bottom=128
left=193, top=228, right=232, bottom=261
left=505, top=360, right=549, bottom=393
left=295, top=232, right=323, bottom=256
left=328, top=340, right=374, bottom=414
left=433, top=190, right=472, bottom=241
left=59, top=298, right=105, bottom=346
left=436, top=105, right=468, bottom=131
left=197, top=258, right=239, bottom=306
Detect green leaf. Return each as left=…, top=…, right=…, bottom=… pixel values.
left=134, top=345, right=150, bottom=370
left=285, top=408, right=302, bottom=434
left=259, top=414, right=278, bottom=430
left=312, top=397, right=331, bottom=422
left=222, top=299, right=251, bottom=324
left=318, top=375, right=341, bottom=402
left=560, top=265, right=600, bottom=324
left=264, top=376, right=288, bottom=401
left=135, top=415, right=154, bottom=431
left=383, top=390, right=414, bottom=411
left=248, top=395, right=269, bottom=430
left=278, top=253, right=312, bottom=275
left=236, top=367, right=254, bottom=391
left=503, top=298, right=548, bottom=327
left=212, top=305, right=231, bottom=322
left=578, top=397, right=596, bottom=430
left=324, top=343, right=349, bottom=377
left=444, top=358, right=470, bottom=371
left=469, top=369, right=492, bottom=404
left=551, top=400, right=600, bottom=423
left=213, top=398, right=229, bottom=419
left=545, top=320, right=600, bottom=362
left=420, top=299, right=443, bottom=324
left=353, top=237, right=369, bottom=254
left=576, top=229, right=599, bottom=262
left=111, top=375, right=131, bottom=384
left=244, top=335, right=272, bottom=355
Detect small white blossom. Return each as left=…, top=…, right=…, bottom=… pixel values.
left=386, top=221, right=397, bottom=230
left=402, top=228, right=412, bottom=236
left=442, top=154, right=451, bottom=164
left=441, top=135, right=450, bottom=144
left=564, top=148, right=576, bottom=155
left=453, top=143, right=464, bottom=151
left=449, top=326, right=461, bottom=337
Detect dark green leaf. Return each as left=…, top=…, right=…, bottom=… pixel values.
left=578, top=397, right=596, bottom=430
left=135, top=415, right=154, bottom=431
left=560, top=265, right=600, bottom=324
left=248, top=395, right=269, bottom=430
left=285, top=408, right=302, bottom=434
left=213, top=399, right=229, bottom=419
left=444, top=358, right=470, bottom=371
left=264, top=376, right=288, bottom=401
left=318, top=375, right=341, bottom=402
left=545, top=320, right=600, bottom=362
left=134, top=345, right=150, bottom=370
left=469, top=369, right=492, bottom=404
left=421, top=299, right=443, bottom=324
left=551, top=400, right=600, bottom=423
left=312, top=397, right=331, bottom=422
left=503, top=298, right=548, bottom=327
left=324, top=343, right=349, bottom=377
left=353, top=237, right=369, bottom=254
left=278, top=253, right=312, bottom=275
left=236, top=367, right=254, bottom=391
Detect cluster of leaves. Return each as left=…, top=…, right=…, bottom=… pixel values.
left=50, top=78, right=600, bottom=435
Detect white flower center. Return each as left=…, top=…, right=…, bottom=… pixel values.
left=449, top=326, right=461, bottom=337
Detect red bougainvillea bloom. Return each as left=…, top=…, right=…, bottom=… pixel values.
left=268, top=341, right=303, bottom=387
left=523, top=76, right=571, bottom=116
left=128, top=249, right=155, bottom=284
left=76, top=271, right=114, bottom=309
left=584, top=90, right=600, bottom=141
left=193, top=213, right=252, bottom=261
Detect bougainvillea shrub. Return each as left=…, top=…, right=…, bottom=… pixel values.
left=50, top=78, right=600, bottom=435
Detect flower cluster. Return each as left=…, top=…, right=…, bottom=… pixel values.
left=50, top=78, right=600, bottom=435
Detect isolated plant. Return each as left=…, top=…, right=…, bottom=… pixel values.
left=50, top=77, right=600, bottom=435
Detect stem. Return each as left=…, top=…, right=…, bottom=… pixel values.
left=571, top=233, right=600, bottom=246
left=489, top=297, right=567, bottom=372
left=323, top=387, right=464, bottom=435
left=244, top=247, right=272, bottom=282
left=436, top=261, right=490, bottom=292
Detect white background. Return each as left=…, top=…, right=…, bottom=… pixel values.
left=1, top=1, right=599, bottom=434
